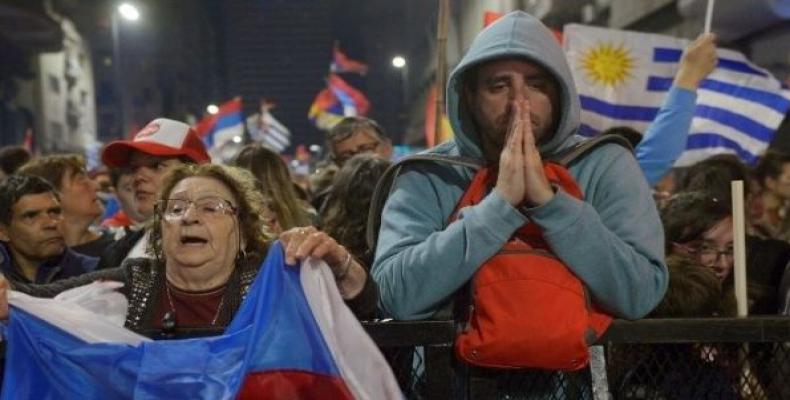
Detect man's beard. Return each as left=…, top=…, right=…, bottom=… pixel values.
left=479, top=117, right=547, bottom=165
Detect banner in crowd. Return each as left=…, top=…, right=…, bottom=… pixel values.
left=2, top=242, right=401, bottom=399
left=194, top=97, right=245, bottom=161
left=308, top=74, right=370, bottom=131
left=564, top=24, right=790, bottom=166
left=247, top=100, right=291, bottom=153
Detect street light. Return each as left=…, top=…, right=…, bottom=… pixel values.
left=111, top=3, right=141, bottom=138
left=392, top=56, right=406, bottom=68
left=392, top=55, right=409, bottom=109
left=206, top=104, right=219, bottom=114
left=118, top=3, right=140, bottom=21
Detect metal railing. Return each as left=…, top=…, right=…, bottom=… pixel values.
left=364, top=317, right=790, bottom=400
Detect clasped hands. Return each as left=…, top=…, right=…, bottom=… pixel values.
left=495, top=99, right=554, bottom=208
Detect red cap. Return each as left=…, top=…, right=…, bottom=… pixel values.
left=101, top=118, right=211, bottom=168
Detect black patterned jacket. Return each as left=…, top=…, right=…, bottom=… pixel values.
left=9, top=257, right=260, bottom=336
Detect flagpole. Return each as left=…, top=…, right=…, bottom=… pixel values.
left=703, top=0, right=715, bottom=34
left=434, top=0, right=450, bottom=147
left=731, top=180, right=748, bottom=317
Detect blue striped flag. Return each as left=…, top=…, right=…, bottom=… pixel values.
left=564, top=24, right=790, bottom=166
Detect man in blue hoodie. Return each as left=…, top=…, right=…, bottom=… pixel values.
left=372, top=11, right=668, bottom=321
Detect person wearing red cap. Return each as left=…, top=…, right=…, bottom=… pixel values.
left=96, top=118, right=211, bottom=270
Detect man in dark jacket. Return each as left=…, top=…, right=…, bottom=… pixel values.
left=0, top=175, right=96, bottom=284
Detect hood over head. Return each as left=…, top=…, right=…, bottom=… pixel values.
left=446, top=11, right=580, bottom=159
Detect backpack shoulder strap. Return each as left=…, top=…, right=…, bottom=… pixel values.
left=549, top=134, right=633, bottom=167
left=365, top=154, right=484, bottom=255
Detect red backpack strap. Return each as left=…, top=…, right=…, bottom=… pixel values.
left=452, top=162, right=583, bottom=228
left=448, top=167, right=495, bottom=223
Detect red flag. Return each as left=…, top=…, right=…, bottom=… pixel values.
left=484, top=11, right=503, bottom=27
left=484, top=11, right=563, bottom=43
left=331, top=43, right=369, bottom=75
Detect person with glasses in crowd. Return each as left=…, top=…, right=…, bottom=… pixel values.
left=678, top=155, right=790, bottom=315
left=326, top=117, right=392, bottom=167
left=620, top=191, right=740, bottom=399
left=0, top=163, right=373, bottom=337
left=664, top=191, right=734, bottom=283
left=311, top=117, right=393, bottom=212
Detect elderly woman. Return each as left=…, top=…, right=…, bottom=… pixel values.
left=0, top=163, right=374, bottom=334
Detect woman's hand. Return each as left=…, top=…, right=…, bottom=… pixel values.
left=281, top=226, right=346, bottom=269
left=0, top=274, right=9, bottom=321
left=280, top=226, right=367, bottom=299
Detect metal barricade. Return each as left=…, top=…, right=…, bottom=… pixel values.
left=364, top=317, right=790, bottom=400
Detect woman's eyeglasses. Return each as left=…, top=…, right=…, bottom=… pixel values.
left=158, top=197, right=237, bottom=221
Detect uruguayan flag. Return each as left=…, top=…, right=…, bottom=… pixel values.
left=564, top=24, right=790, bottom=166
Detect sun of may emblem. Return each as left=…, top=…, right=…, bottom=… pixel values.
left=580, top=42, right=635, bottom=88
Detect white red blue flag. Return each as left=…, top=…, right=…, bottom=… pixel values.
left=1, top=242, right=402, bottom=399
left=308, top=74, right=371, bottom=130
left=195, top=97, right=245, bottom=161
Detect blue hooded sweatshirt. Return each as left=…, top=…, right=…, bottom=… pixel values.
left=371, top=11, right=668, bottom=321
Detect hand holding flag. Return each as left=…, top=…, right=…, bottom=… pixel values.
left=674, top=33, right=718, bottom=91
left=280, top=226, right=365, bottom=298
left=2, top=243, right=402, bottom=399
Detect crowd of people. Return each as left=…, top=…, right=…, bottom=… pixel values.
left=0, top=10, right=790, bottom=396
